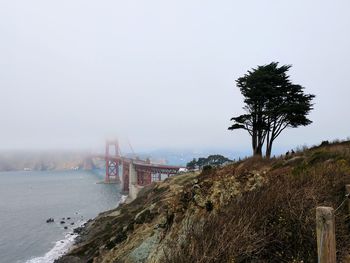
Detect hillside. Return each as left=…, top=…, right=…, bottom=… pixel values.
left=0, top=151, right=98, bottom=171
left=56, top=141, right=350, bottom=263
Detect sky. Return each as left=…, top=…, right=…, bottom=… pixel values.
left=1, top=0, right=350, bottom=155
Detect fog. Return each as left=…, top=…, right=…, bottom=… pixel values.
left=1, top=1, right=350, bottom=154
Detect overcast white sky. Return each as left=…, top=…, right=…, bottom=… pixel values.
left=1, top=0, right=350, bottom=154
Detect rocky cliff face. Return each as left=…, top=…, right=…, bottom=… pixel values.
left=56, top=141, right=350, bottom=262
left=56, top=162, right=270, bottom=262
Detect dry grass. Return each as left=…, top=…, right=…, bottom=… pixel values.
left=165, top=142, right=350, bottom=263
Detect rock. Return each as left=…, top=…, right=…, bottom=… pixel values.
left=135, top=209, right=154, bottom=224
left=105, top=240, right=115, bottom=250
left=46, top=218, right=54, bottom=223
left=54, top=256, right=83, bottom=263
left=126, top=221, right=134, bottom=231
left=115, top=232, right=127, bottom=244
left=156, top=217, right=168, bottom=229
left=99, top=245, right=105, bottom=252
left=129, top=232, right=160, bottom=262
left=192, top=184, right=200, bottom=189
left=73, top=226, right=83, bottom=234
left=148, top=203, right=157, bottom=214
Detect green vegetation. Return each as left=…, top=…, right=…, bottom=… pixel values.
left=186, top=154, right=232, bottom=170
left=229, top=62, right=315, bottom=158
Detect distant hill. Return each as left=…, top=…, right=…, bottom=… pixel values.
left=0, top=151, right=92, bottom=171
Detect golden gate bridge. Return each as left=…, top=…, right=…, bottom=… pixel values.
left=94, top=140, right=184, bottom=196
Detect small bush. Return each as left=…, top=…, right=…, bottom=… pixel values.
left=308, top=150, right=338, bottom=165
left=320, top=140, right=329, bottom=146
left=202, top=165, right=213, bottom=173
left=205, top=200, right=214, bottom=212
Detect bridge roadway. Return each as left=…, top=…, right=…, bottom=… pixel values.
left=92, top=145, right=183, bottom=199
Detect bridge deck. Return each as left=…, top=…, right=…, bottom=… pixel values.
left=94, top=154, right=184, bottom=170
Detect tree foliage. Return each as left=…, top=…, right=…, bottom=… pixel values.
left=229, top=62, right=315, bottom=157
left=186, top=155, right=232, bottom=170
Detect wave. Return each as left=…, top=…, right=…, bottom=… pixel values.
left=25, top=195, right=128, bottom=263
left=120, top=194, right=128, bottom=204
left=25, top=229, right=81, bottom=263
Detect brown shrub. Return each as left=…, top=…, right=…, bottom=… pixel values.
left=165, top=160, right=350, bottom=263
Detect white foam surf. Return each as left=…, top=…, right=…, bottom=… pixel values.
left=120, top=194, right=128, bottom=204
left=26, top=195, right=128, bottom=263
left=25, top=230, right=80, bottom=263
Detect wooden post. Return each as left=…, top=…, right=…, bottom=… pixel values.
left=316, top=206, right=336, bottom=263
left=346, top=185, right=350, bottom=214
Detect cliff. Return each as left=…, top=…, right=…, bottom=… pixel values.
left=56, top=141, right=350, bottom=262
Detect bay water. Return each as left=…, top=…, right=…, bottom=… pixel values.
left=0, top=170, right=124, bottom=263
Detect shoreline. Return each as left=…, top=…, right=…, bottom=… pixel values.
left=26, top=221, right=86, bottom=263
left=27, top=195, right=128, bottom=263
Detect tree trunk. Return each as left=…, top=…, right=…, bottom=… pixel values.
left=255, top=144, right=263, bottom=157
left=266, top=146, right=271, bottom=159
left=265, top=129, right=270, bottom=158
left=252, top=129, right=259, bottom=156
left=253, top=138, right=263, bottom=157
left=265, top=140, right=273, bottom=159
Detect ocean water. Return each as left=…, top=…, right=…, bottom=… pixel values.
left=0, top=170, right=124, bottom=263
